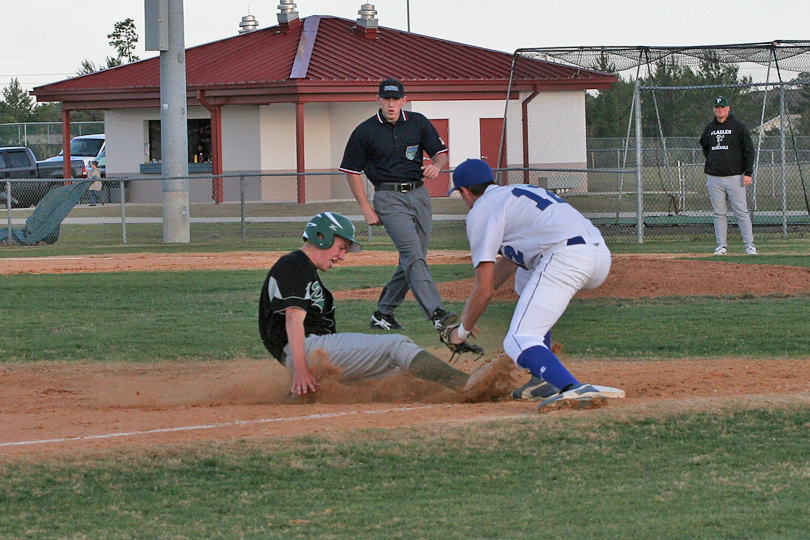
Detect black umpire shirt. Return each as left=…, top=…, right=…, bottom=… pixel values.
left=339, top=109, right=447, bottom=186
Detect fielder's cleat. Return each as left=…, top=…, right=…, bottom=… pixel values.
left=514, top=378, right=626, bottom=401
left=512, top=376, right=559, bottom=401
left=431, top=308, right=458, bottom=331
left=370, top=310, right=404, bottom=330
left=537, top=384, right=609, bottom=414
left=590, top=385, right=625, bottom=399
left=713, top=246, right=727, bottom=255
left=745, top=245, right=758, bottom=255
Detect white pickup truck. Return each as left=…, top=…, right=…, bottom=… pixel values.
left=38, top=133, right=106, bottom=171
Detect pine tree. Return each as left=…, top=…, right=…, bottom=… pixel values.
left=108, top=18, right=140, bottom=64
left=1, top=78, right=34, bottom=122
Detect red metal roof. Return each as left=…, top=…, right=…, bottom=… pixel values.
left=33, top=16, right=615, bottom=109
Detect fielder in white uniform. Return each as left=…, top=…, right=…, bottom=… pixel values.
left=445, top=159, right=621, bottom=413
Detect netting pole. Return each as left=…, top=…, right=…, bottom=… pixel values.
left=499, top=52, right=519, bottom=185
left=616, top=56, right=646, bottom=224
left=647, top=85, right=677, bottom=213
left=634, top=79, right=644, bottom=243
left=780, top=85, right=788, bottom=238
left=752, top=60, right=773, bottom=211
left=773, top=52, right=810, bottom=218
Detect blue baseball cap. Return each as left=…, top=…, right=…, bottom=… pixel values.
left=447, top=159, right=494, bottom=196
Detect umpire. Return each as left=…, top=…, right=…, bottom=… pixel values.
left=340, top=78, right=455, bottom=333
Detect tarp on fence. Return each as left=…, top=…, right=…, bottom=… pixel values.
left=0, top=181, right=90, bottom=245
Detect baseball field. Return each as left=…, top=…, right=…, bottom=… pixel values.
left=2, top=242, right=810, bottom=539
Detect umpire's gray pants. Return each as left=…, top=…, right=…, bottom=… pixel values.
left=283, top=332, right=422, bottom=383
left=373, top=186, right=444, bottom=318
left=707, top=174, right=755, bottom=248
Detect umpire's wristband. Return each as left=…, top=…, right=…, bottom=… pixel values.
left=456, top=323, right=470, bottom=340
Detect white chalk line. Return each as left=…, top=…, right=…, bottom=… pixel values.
left=0, top=404, right=450, bottom=448
left=3, top=256, right=116, bottom=261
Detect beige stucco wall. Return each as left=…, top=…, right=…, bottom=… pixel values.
left=101, top=91, right=586, bottom=202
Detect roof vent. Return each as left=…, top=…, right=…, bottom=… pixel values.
left=356, top=4, right=379, bottom=38
left=238, top=14, right=259, bottom=34
left=277, top=0, right=300, bottom=25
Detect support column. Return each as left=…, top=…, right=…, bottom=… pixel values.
left=197, top=90, right=223, bottom=203
left=61, top=109, right=72, bottom=180
left=296, top=101, right=306, bottom=204
left=521, top=89, right=539, bottom=184
left=212, top=105, right=223, bottom=202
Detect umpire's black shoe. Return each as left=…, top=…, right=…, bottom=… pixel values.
left=512, top=376, right=560, bottom=401
left=431, top=308, right=458, bottom=331
left=370, top=310, right=405, bottom=330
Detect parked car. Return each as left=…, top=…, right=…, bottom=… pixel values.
left=0, top=146, right=85, bottom=208
left=39, top=133, right=105, bottom=170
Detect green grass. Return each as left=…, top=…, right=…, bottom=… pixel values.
left=0, top=266, right=475, bottom=362
left=2, top=409, right=810, bottom=539
left=557, top=295, right=810, bottom=358
left=2, top=261, right=808, bottom=362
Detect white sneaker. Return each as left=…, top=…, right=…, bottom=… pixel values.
left=512, top=377, right=625, bottom=401
left=713, top=246, right=727, bottom=255
left=745, top=245, right=758, bottom=255
left=536, top=384, right=610, bottom=414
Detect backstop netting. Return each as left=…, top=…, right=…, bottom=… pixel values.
left=504, top=41, right=810, bottom=243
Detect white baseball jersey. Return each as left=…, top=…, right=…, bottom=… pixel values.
left=466, top=184, right=604, bottom=271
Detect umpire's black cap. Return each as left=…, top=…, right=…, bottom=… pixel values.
left=378, top=78, right=405, bottom=98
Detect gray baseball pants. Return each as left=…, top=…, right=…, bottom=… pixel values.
left=372, top=186, right=444, bottom=319
left=707, top=174, right=755, bottom=248
left=284, top=333, right=422, bottom=383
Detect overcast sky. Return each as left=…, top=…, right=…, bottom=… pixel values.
left=2, top=0, right=808, bottom=92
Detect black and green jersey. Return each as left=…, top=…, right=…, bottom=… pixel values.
left=258, top=250, right=336, bottom=361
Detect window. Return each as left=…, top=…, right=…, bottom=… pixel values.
left=148, top=119, right=212, bottom=163
left=4, top=150, right=32, bottom=168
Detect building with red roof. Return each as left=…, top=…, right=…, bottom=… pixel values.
left=32, top=3, right=615, bottom=203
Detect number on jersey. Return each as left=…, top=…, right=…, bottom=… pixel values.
left=512, top=186, right=566, bottom=210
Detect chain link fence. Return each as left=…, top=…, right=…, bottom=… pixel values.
left=4, top=162, right=809, bottom=249
left=2, top=173, right=472, bottom=250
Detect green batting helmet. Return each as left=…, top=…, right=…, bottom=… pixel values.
left=303, top=212, right=362, bottom=253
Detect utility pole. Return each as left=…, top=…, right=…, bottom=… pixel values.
left=145, top=0, right=190, bottom=243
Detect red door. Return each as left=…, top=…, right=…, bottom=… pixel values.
left=480, top=118, right=506, bottom=182
left=424, top=119, right=450, bottom=197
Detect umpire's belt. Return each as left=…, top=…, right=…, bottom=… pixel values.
left=375, top=180, right=424, bottom=193
left=566, top=236, right=587, bottom=246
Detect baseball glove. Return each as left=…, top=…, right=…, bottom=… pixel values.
left=439, top=324, right=485, bottom=363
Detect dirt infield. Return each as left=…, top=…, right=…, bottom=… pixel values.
left=2, top=251, right=809, bottom=458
